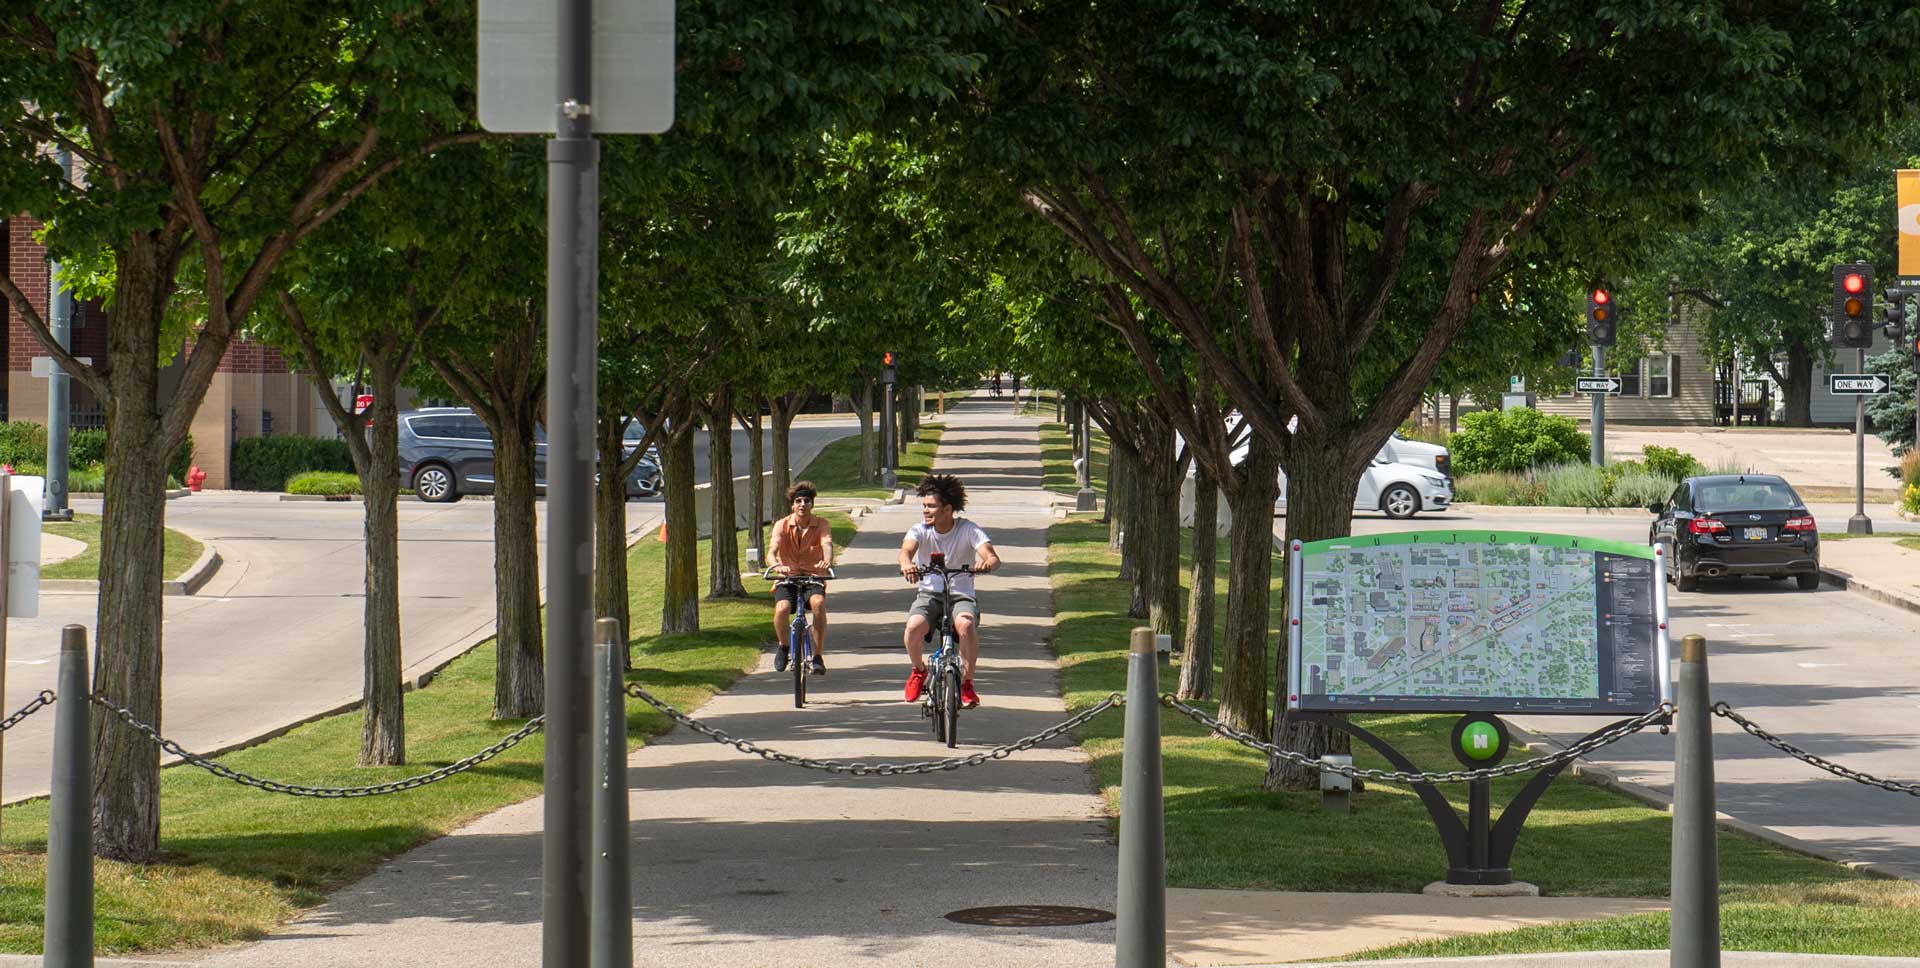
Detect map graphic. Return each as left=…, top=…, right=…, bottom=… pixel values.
left=1289, top=532, right=1667, bottom=715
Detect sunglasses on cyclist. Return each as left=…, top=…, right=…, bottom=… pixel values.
left=792, top=497, right=814, bottom=505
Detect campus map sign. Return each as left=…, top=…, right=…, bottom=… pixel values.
left=1286, top=531, right=1671, bottom=716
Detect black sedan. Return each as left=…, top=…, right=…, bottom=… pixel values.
left=1648, top=474, right=1820, bottom=592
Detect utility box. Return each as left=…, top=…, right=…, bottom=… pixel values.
left=1320, top=753, right=1354, bottom=814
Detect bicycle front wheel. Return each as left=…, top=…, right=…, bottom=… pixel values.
left=791, top=621, right=807, bottom=708
left=942, top=666, right=961, bottom=749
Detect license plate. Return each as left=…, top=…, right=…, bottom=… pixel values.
left=1742, top=526, right=1769, bottom=541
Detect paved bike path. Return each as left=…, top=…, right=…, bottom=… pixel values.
left=193, top=398, right=1115, bottom=968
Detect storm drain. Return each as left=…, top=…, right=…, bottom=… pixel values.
left=944, top=905, right=1115, bottom=927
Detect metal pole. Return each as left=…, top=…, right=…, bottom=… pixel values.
left=45, top=147, right=75, bottom=522
left=1590, top=345, right=1606, bottom=466
left=1076, top=400, right=1099, bottom=512
left=46, top=625, right=92, bottom=968
left=881, top=380, right=897, bottom=489
left=1848, top=347, right=1872, bottom=535
left=1116, top=626, right=1165, bottom=968
left=544, top=0, right=597, bottom=961
left=1670, top=634, right=1720, bottom=968
left=591, top=618, right=632, bottom=968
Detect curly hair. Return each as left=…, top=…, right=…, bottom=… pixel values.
left=785, top=480, right=817, bottom=503
left=914, top=473, right=967, bottom=511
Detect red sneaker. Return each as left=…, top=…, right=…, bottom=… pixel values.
left=960, top=679, right=980, bottom=708
left=904, top=668, right=928, bottom=702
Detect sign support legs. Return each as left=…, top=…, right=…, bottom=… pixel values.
left=1590, top=345, right=1607, bottom=466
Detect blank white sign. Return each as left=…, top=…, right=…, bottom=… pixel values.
left=478, top=0, right=675, bottom=134
left=7, top=476, right=43, bottom=619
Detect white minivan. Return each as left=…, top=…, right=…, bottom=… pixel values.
left=1183, top=422, right=1454, bottom=525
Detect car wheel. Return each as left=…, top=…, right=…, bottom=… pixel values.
left=1675, top=569, right=1699, bottom=592
left=413, top=463, right=459, bottom=503
left=1796, top=572, right=1821, bottom=591
left=1381, top=484, right=1420, bottom=519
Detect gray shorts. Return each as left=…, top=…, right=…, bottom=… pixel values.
left=910, top=590, right=979, bottom=629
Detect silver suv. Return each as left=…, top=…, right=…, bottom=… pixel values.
left=397, top=407, right=663, bottom=503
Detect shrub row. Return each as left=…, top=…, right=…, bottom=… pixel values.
left=286, top=471, right=362, bottom=496
left=1454, top=463, right=1680, bottom=508
left=229, top=436, right=355, bottom=491
left=0, top=422, right=191, bottom=484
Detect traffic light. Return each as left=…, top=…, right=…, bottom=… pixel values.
left=1585, top=287, right=1615, bottom=347
left=1885, top=288, right=1908, bottom=341
left=1832, top=263, right=1873, bottom=347
left=883, top=351, right=896, bottom=367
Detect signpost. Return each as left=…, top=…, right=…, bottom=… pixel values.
left=478, top=2, right=673, bottom=964
left=1575, top=376, right=1623, bottom=396
left=1286, top=531, right=1671, bottom=886
left=880, top=352, right=898, bottom=489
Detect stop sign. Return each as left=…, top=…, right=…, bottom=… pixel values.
left=353, top=394, right=374, bottom=414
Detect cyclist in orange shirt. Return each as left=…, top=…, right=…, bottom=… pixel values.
left=769, top=481, right=833, bottom=675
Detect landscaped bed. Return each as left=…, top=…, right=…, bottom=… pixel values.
left=1046, top=518, right=1920, bottom=957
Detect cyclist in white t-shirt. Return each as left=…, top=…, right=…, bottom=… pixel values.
left=898, top=474, right=1000, bottom=708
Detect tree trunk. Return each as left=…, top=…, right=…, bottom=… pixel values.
left=661, top=399, right=701, bottom=633
left=703, top=387, right=746, bottom=599
left=771, top=395, right=798, bottom=508
left=856, top=378, right=876, bottom=485
left=92, top=401, right=170, bottom=863
left=904, top=386, right=921, bottom=445
left=1178, top=462, right=1218, bottom=700
left=1783, top=339, right=1815, bottom=427
left=739, top=402, right=767, bottom=561
left=1217, top=433, right=1280, bottom=735
left=1447, top=393, right=1461, bottom=433
left=1133, top=443, right=1182, bottom=637
left=895, top=384, right=911, bottom=458
left=594, top=404, right=632, bottom=663
left=1264, top=432, right=1366, bottom=790
left=489, top=413, right=544, bottom=719
left=358, top=364, right=406, bottom=764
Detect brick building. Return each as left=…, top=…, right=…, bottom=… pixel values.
left=4, top=216, right=332, bottom=487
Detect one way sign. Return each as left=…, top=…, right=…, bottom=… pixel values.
left=1829, top=373, right=1892, bottom=395
left=1575, top=376, right=1623, bottom=395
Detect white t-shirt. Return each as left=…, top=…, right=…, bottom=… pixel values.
left=908, top=519, right=991, bottom=599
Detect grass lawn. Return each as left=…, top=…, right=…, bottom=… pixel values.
left=0, top=513, right=854, bottom=956
left=796, top=424, right=943, bottom=500
left=41, top=513, right=203, bottom=582
left=1038, top=422, right=1108, bottom=497
left=1047, top=519, right=1919, bottom=956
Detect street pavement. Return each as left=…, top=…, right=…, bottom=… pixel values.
left=0, top=426, right=852, bottom=805
left=186, top=396, right=1118, bottom=967
left=1274, top=503, right=1920, bottom=880
left=1598, top=425, right=1902, bottom=491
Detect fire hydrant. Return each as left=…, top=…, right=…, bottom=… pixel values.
left=187, top=465, right=207, bottom=492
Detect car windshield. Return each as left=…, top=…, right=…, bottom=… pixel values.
left=1695, top=481, right=1799, bottom=512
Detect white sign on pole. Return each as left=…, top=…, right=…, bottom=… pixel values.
left=477, top=0, right=675, bottom=134
left=6, top=477, right=43, bottom=618
left=29, top=356, right=91, bottom=378
left=1829, top=373, right=1892, bottom=395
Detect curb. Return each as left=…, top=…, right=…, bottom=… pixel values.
left=40, top=545, right=222, bottom=597
left=1819, top=565, right=1920, bottom=620
left=1506, top=725, right=1917, bottom=882
left=884, top=487, right=906, bottom=505
left=67, top=488, right=191, bottom=501
left=278, top=492, right=360, bottom=502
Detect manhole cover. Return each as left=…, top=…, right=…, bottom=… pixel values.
left=944, top=905, right=1115, bottom=927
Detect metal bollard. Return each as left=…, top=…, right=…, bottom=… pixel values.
left=590, top=618, right=633, bottom=968
left=1670, top=634, right=1720, bottom=968
left=46, top=625, right=92, bottom=968
left=1116, top=626, right=1165, bottom=968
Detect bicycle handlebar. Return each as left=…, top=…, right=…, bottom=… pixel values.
left=761, top=566, right=836, bottom=581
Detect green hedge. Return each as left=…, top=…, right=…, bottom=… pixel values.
left=230, top=436, right=355, bottom=491
left=1448, top=408, right=1590, bottom=474
left=0, top=423, right=190, bottom=484
left=286, top=471, right=361, bottom=496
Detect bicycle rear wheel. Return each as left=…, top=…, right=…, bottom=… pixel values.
left=942, top=666, right=961, bottom=748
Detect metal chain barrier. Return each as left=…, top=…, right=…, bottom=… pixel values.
left=88, top=693, right=546, bottom=798
left=1712, top=702, right=1920, bottom=798
left=625, top=681, right=1121, bottom=776
left=0, top=690, right=56, bottom=732
left=1161, top=694, right=1673, bottom=784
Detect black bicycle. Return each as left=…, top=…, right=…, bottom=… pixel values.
left=913, top=554, right=979, bottom=748
left=763, top=566, right=834, bottom=708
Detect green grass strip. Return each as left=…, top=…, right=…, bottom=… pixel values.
left=1037, top=422, right=1108, bottom=497
left=797, top=424, right=943, bottom=499
left=41, top=513, right=203, bottom=582
left=0, top=512, right=854, bottom=956
left=1048, top=519, right=1917, bottom=956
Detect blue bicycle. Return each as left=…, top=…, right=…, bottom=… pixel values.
left=764, top=566, right=834, bottom=708
left=915, top=557, right=976, bottom=748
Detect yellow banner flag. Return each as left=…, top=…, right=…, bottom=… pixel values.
left=1901, top=169, right=1920, bottom=278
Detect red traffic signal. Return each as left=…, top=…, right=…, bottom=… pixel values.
left=1591, top=288, right=1610, bottom=305
left=883, top=351, right=895, bottom=366
left=1843, top=273, right=1866, bottom=294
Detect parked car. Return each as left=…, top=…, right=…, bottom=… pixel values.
left=1201, top=421, right=1454, bottom=519
left=397, top=407, right=663, bottom=503
left=1647, top=473, right=1819, bottom=591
